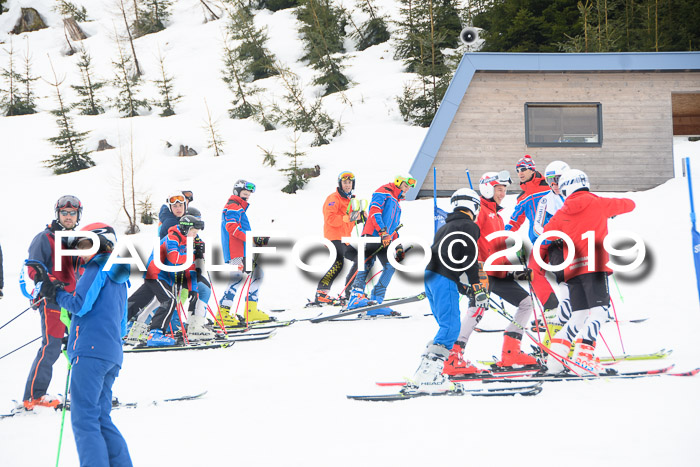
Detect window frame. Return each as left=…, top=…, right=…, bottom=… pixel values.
left=524, top=102, right=603, bottom=148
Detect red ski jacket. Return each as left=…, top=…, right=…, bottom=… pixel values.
left=543, top=191, right=635, bottom=281
left=477, top=197, right=511, bottom=279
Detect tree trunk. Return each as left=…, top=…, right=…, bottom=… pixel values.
left=63, top=18, right=87, bottom=41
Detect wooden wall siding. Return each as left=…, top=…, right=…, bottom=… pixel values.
left=425, top=71, right=700, bottom=194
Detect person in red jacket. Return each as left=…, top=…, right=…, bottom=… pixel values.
left=311, top=171, right=364, bottom=305
left=472, top=172, right=538, bottom=369
left=542, top=169, right=636, bottom=374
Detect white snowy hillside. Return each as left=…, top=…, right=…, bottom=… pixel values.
left=1, top=1, right=700, bottom=466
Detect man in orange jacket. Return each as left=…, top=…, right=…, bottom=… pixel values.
left=543, top=169, right=635, bottom=374
left=311, top=171, right=364, bottom=305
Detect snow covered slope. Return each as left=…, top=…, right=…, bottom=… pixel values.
left=1, top=1, right=700, bottom=466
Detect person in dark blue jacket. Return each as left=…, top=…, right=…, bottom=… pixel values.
left=158, top=191, right=190, bottom=239
left=39, top=223, right=133, bottom=467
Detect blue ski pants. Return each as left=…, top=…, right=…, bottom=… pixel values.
left=70, top=356, right=132, bottom=467
left=424, top=270, right=461, bottom=349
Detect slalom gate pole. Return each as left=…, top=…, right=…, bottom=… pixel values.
left=465, top=168, right=473, bottom=190
left=597, top=330, right=616, bottom=362
left=205, top=305, right=227, bottom=335
left=233, top=274, right=252, bottom=328
left=55, top=351, right=71, bottom=467
left=206, top=272, right=227, bottom=334
left=489, top=298, right=591, bottom=376
left=609, top=296, right=626, bottom=354
left=0, top=303, right=37, bottom=331
left=0, top=336, right=41, bottom=361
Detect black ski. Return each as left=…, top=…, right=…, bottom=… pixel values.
left=490, top=364, right=691, bottom=383
left=348, top=382, right=543, bottom=401
left=124, top=330, right=276, bottom=353
left=310, top=293, right=426, bottom=323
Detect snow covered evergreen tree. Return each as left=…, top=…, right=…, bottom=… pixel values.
left=350, top=0, right=390, bottom=51
left=280, top=134, right=309, bottom=194
left=1, top=40, right=26, bottom=116
left=54, top=0, right=88, bottom=21
left=134, top=0, right=172, bottom=37
left=112, top=39, right=150, bottom=117
left=153, top=49, right=182, bottom=117
left=395, top=0, right=461, bottom=127
left=15, top=46, right=39, bottom=115
left=71, top=48, right=106, bottom=115
left=203, top=98, right=225, bottom=157
left=221, top=39, right=262, bottom=119
left=225, top=0, right=278, bottom=81
left=275, top=65, right=341, bottom=146
left=296, top=0, right=349, bottom=95
left=45, top=59, right=95, bottom=175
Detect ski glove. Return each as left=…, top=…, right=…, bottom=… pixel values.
left=37, top=281, right=58, bottom=302
left=379, top=230, right=391, bottom=248
left=348, top=211, right=362, bottom=222
left=395, top=244, right=405, bottom=263
left=253, top=237, right=269, bottom=247
left=471, top=284, right=489, bottom=309
left=194, top=239, right=205, bottom=260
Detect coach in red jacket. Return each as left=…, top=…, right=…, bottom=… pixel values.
left=542, top=169, right=635, bottom=374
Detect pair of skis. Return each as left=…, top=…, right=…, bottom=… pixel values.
left=309, top=293, right=426, bottom=323
left=2, top=392, right=208, bottom=419
left=124, top=329, right=276, bottom=353
left=348, top=382, right=543, bottom=401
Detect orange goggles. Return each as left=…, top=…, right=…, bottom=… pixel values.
left=168, top=195, right=186, bottom=205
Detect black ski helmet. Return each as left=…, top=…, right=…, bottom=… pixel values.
left=179, top=214, right=205, bottom=235
left=186, top=206, right=202, bottom=218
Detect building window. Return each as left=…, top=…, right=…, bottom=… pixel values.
left=525, top=103, right=602, bottom=147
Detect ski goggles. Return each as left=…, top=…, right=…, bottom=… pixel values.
left=240, top=182, right=256, bottom=193
left=395, top=176, right=417, bottom=188
left=516, top=167, right=533, bottom=173
left=482, top=170, right=512, bottom=186
left=56, top=195, right=81, bottom=210
left=339, top=171, right=355, bottom=181
left=546, top=174, right=562, bottom=186
left=181, top=219, right=205, bottom=231
left=168, top=195, right=186, bottom=205
left=181, top=190, right=194, bottom=202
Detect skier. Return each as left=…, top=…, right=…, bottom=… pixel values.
left=346, top=174, right=414, bottom=316
left=542, top=169, right=636, bottom=374
left=218, top=180, right=270, bottom=325
left=311, top=171, right=364, bottom=305
left=476, top=172, right=538, bottom=368
left=22, top=195, right=83, bottom=410
left=505, top=155, right=551, bottom=244
left=159, top=191, right=189, bottom=239
left=530, top=160, right=573, bottom=343
left=37, top=223, right=133, bottom=467
left=410, top=188, right=488, bottom=391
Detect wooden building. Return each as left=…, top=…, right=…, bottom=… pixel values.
left=407, top=52, right=700, bottom=199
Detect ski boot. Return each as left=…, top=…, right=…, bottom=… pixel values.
left=406, top=344, right=456, bottom=394
left=23, top=394, right=62, bottom=410
left=186, top=315, right=217, bottom=342
left=347, top=289, right=376, bottom=310
left=215, top=306, right=243, bottom=327
left=124, top=321, right=148, bottom=345
left=443, top=342, right=485, bottom=376
left=497, top=332, right=539, bottom=368
left=147, top=329, right=176, bottom=347
left=246, top=301, right=274, bottom=322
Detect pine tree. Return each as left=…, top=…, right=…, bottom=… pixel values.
left=153, top=49, right=182, bottom=117
left=258, top=145, right=277, bottom=167
left=112, top=38, right=150, bottom=117
left=45, top=58, right=95, bottom=175
left=134, top=0, right=172, bottom=37
left=225, top=0, right=279, bottom=81
left=256, top=0, right=299, bottom=11
left=15, top=45, right=38, bottom=115
left=280, top=134, right=309, bottom=194
left=203, top=98, right=225, bottom=157
left=221, top=38, right=262, bottom=119
left=71, top=48, right=106, bottom=115
left=1, top=39, right=23, bottom=116
left=296, top=0, right=350, bottom=95
left=274, top=65, right=342, bottom=146
left=54, top=0, right=88, bottom=21
left=349, top=0, right=390, bottom=51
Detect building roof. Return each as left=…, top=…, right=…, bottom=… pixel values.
left=406, top=52, right=700, bottom=200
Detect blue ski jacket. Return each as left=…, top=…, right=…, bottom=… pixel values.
left=56, top=254, right=130, bottom=367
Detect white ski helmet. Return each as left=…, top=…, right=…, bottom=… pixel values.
left=544, top=161, right=570, bottom=187
left=479, top=170, right=512, bottom=199
left=558, top=169, right=590, bottom=198
left=451, top=188, right=481, bottom=216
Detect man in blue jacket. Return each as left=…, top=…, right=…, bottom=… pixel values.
left=39, top=223, right=133, bottom=467
left=346, top=175, right=414, bottom=316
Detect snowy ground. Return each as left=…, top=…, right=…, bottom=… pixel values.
left=1, top=1, right=700, bottom=466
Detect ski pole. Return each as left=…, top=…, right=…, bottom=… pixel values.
left=597, top=330, right=616, bottom=362
left=0, top=336, right=41, bottom=361
left=55, top=350, right=71, bottom=467
left=609, top=296, right=626, bottom=354
left=206, top=271, right=227, bottom=334
left=612, top=273, right=625, bottom=303
left=0, top=303, right=37, bottom=331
